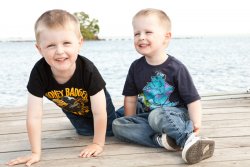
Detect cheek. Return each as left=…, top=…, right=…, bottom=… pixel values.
left=163, top=37, right=171, bottom=46
left=133, top=40, right=137, bottom=46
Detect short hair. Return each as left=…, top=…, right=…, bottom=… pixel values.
left=132, top=8, right=171, bottom=31
left=34, top=9, right=82, bottom=42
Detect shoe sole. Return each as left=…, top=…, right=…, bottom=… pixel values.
left=182, top=138, right=215, bottom=164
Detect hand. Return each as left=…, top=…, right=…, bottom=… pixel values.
left=193, top=127, right=200, bottom=136
left=79, top=143, right=104, bottom=158
left=6, top=153, right=40, bottom=166
left=193, top=122, right=201, bottom=136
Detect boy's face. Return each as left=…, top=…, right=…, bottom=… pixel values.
left=36, top=25, right=83, bottom=74
left=133, top=15, right=171, bottom=58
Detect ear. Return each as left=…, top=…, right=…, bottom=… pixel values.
left=165, top=32, right=171, bottom=39
left=163, top=32, right=171, bottom=47
left=78, top=37, right=84, bottom=52
left=35, top=43, right=43, bottom=57
left=79, top=37, right=84, bottom=46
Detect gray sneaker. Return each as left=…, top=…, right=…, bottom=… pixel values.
left=154, top=134, right=181, bottom=151
left=182, top=133, right=215, bottom=164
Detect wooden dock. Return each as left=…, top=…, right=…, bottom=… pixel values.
left=1, top=92, right=250, bottom=167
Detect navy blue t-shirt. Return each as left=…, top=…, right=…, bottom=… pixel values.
left=123, top=55, right=200, bottom=112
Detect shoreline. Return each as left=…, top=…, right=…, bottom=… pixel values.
left=2, top=35, right=250, bottom=43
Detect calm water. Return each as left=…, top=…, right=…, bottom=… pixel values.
left=0, top=37, right=250, bottom=108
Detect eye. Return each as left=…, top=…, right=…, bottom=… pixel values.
left=134, top=33, right=140, bottom=37
left=146, top=31, right=152, bottom=34
left=64, top=41, right=72, bottom=45
left=47, top=44, right=55, bottom=48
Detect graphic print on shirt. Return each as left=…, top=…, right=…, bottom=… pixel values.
left=139, top=72, right=179, bottom=111
left=45, top=88, right=90, bottom=116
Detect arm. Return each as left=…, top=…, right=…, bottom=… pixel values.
left=79, top=89, right=106, bottom=158
left=7, top=93, right=43, bottom=166
left=124, top=96, right=138, bottom=116
left=187, top=100, right=202, bottom=136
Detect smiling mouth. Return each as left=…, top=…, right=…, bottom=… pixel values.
left=55, top=58, right=68, bottom=62
left=139, top=43, right=149, bottom=48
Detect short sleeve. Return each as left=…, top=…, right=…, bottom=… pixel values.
left=176, top=65, right=200, bottom=104
left=122, top=62, right=138, bottom=96
left=27, top=61, right=47, bottom=98
left=82, top=61, right=106, bottom=96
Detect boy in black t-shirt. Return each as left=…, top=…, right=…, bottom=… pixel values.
left=7, top=9, right=116, bottom=166
left=112, top=8, right=215, bottom=164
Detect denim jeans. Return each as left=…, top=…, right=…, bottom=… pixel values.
left=63, top=88, right=116, bottom=136
left=112, top=105, right=194, bottom=148
left=115, top=100, right=144, bottom=118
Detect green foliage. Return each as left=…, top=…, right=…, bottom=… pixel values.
left=74, top=12, right=100, bottom=40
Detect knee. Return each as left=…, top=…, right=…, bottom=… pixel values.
left=112, top=118, right=123, bottom=136
left=76, top=129, right=94, bottom=136
left=148, top=108, right=166, bottom=127
left=112, top=118, right=119, bottom=127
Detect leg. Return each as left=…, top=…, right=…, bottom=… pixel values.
left=63, top=110, right=94, bottom=136
left=148, top=107, right=193, bottom=147
left=62, top=88, right=116, bottom=136
left=115, top=100, right=145, bottom=118
left=104, top=88, right=117, bottom=136
left=112, top=113, right=159, bottom=147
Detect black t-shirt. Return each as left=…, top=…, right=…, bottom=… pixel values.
left=123, top=55, right=200, bottom=112
left=27, top=55, right=105, bottom=117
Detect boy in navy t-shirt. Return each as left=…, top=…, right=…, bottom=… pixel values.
left=112, top=8, right=215, bottom=164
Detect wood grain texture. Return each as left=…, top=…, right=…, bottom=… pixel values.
left=0, top=92, right=250, bottom=166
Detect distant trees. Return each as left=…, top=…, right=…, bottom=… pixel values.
left=74, top=12, right=100, bottom=40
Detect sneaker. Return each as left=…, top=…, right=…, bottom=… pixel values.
left=154, top=134, right=181, bottom=151
left=182, top=133, right=215, bottom=164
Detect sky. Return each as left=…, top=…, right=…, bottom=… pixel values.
left=0, top=0, right=250, bottom=40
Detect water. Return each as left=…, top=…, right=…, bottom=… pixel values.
left=0, top=37, right=250, bottom=108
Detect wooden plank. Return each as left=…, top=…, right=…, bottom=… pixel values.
left=1, top=117, right=249, bottom=142
left=2, top=146, right=250, bottom=167
left=1, top=108, right=250, bottom=134
left=202, top=98, right=250, bottom=108
left=0, top=113, right=65, bottom=122
left=202, top=112, right=250, bottom=121
left=202, top=119, right=250, bottom=128
left=1, top=151, right=183, bottom=166
left=0, top=109, right=62, bottom=118
left=1, top=120, right=249, bottom=151
left=1, top=105, right=249, bottom=122
left=201, top=126, right=250, bottom=138
left=202, top=106, right=250, bottom=114
left=201, top=92, right=250, bottom=100
left=1, top=132, right=250, bottom=154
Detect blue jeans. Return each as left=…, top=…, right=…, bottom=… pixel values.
left=112, top=106, right=194, bottom=147
left=63, top=88, right=116, bottom=136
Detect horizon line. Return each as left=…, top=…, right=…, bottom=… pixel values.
left=1, top=34, right=250, bottom=42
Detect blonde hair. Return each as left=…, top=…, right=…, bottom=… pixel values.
left=132, top=8, right=171, bottom=31
left=34, top=9, right=82, bottom=42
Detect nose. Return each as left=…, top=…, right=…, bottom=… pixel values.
left=139, top=34, right=145, bottom=40
left=56, top=45, right=64, bottom=54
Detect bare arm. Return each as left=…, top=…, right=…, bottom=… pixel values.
left=79, top=89, right=106, bottom=158
left=7, top=93, right=43, bottom=166
left=27, top=93, right=43, bottom=157
left=187, top=100, right=202, bottom=136
left=124, top=96, right=138, bottom=116
left=91, top=89, right=106, bottom=147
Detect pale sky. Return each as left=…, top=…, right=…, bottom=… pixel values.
left=0, top=0, right=250, bottom=40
